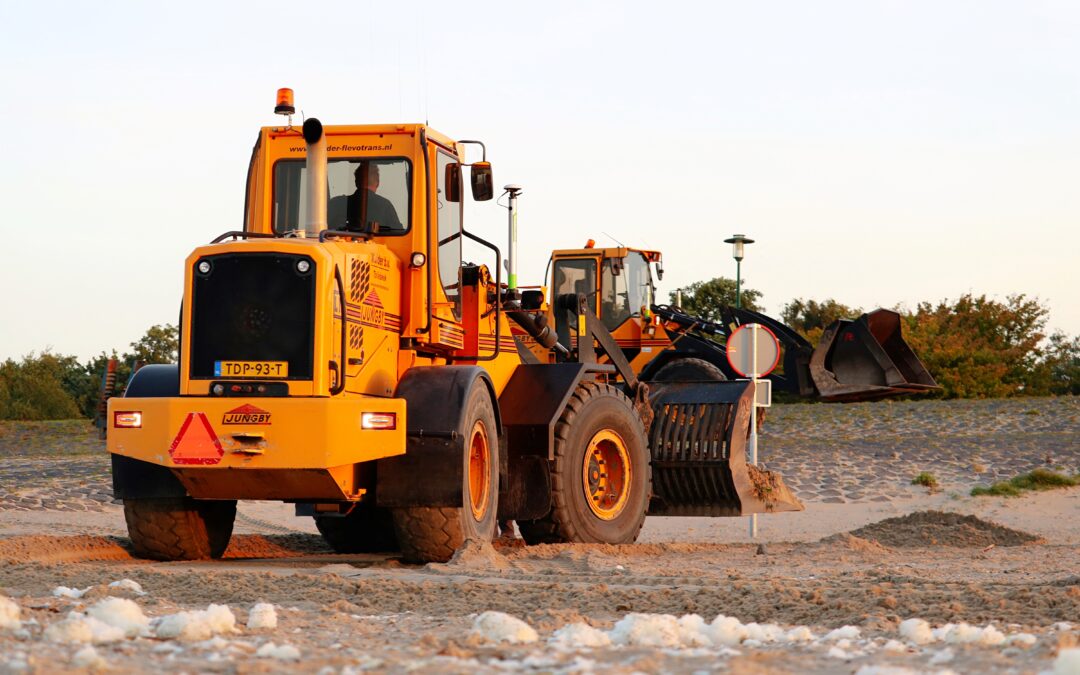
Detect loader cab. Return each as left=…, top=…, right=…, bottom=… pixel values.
left=242, top=122, right=498, bottom=362
left=545, top=246, right=664, bottom=364
left=548, top=247, right=662, bottom=331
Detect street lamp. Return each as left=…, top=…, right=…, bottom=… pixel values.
left=723, top=234, right=754, bottom=309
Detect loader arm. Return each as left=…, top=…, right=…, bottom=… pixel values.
left=650, top=304, right=938, bottom=402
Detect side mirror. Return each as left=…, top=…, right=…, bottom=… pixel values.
left=444, top=163, right=462, bottom=202
left=471, top=162, right=494, bottom=201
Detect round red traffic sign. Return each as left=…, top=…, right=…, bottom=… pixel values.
left=726, top=323, right=781, bottom=378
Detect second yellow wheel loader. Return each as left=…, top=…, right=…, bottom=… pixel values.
left=108, top=90, right=800, bottom=564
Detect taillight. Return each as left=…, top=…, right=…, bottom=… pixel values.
left=361, top=412, right=397, bottom=430
left=114, top=411, right=143, bottom=429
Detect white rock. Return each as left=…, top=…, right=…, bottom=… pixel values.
left=783, top=626, right=815, bottom=643
left=247, top=603, right=278, bottom=630
left=824, top=625, right=861, bottom=641
left=152, top=643, right=183, bottom=653
left=1004, top=633, right=1037, bottom=648
left=609, top=613, right=682, bottom=647
left=944, top=622, right=1005, bottom=646
left=72, top=645, right=107, bottom=669
left=899, top=618, right=935, bottom=645
left=1052, top=622, right=1074, bottom=632
left=549, top=623, right=611, bottom=649
left=742, top=622, right=785, bottom=643
left=154, top=604, right=237, bottom=641
left=44, top=613, right=126, bottom=644
left=195, top=636, right=230, bottom=650
left=107, top=579, right=146, bottom=596
left=854, top=667, right=921, bottom=675
left=675, top=614, right=714, bottom=647
left=471, top=611, right=539, bottom=645
left=709, top=615, right=750, bottom=646
left=256, top=642, right=301, bottom=660
left=827, top=645, right=852, bottom=659
left=52, top=586, right=89, bottom=599
left=1054, top=648, right=1080, bottom=675
left=0, top=596, right=21, bottom=629
left=929, top=648, right=955, bottom=664
left=87, top=597, right=149, bottom=637
left=881, top=639, right=908, bottom=653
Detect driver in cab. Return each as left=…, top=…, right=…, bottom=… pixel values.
left=345, top=163, right=402, bottom=232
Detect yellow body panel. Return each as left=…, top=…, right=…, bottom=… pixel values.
left=108, top=396, right=405, bottom=470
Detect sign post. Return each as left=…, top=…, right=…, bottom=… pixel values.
left=725, top=323, right=781, bottom=538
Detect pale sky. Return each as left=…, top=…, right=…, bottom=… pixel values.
left=1, top=1, right=1077, bottom=361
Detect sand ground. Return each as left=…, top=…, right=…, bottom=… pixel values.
left=1, top=398, right=1078, bottom=673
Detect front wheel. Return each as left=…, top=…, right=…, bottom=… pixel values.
left=124, top=497, right=236, bottom=561
left=392, top=385, right=499, bottom=563
left=519, top=381, right=651, bottom=545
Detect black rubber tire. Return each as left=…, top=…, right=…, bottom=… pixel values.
left=391, top=386, right=499, bottom=563
left=518, top=381, right=651, bottom=545
left=124, top=497, right=236, bottom=561
left=652, top=357, right=727, bottom=382
left=314, top=504, right=399, bottom=553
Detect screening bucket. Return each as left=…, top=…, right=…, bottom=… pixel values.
left=645, top=379, right=803, bottom=517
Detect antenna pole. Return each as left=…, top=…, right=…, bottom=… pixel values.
left=504, top=185, right=523, bottom=291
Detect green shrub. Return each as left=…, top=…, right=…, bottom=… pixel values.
left=911, top=472, right=938, bottom=488
left=971, top=469, right=1080, bottom=497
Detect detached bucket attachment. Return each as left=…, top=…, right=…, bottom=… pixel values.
left=646, top=380, right=803, bottom=517
left=810, top=309, right=939, bottom=402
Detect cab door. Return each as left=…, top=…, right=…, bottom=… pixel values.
left=427, top=147, right=466, bottom=351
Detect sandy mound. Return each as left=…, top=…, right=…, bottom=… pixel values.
left=819, top=532, right=892, bottom=554
left=432, top=538, right=510, bottom=572
left=847, top=511, right=1042, bottom=548
left=0, top=534, right=329, bottom=564
left=0, top=535, right=132, bottom=564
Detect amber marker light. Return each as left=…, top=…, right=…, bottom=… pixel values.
left=584, top=239, right=596, bottom=248
left=275, top=88, right=295, bottom=116
left=361, top=412, right=397, bottom=430
left=114, top=411, right=143, bottom=429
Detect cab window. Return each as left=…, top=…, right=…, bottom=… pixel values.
left=436, top=152, right=463, bottom=319
left=551, top=258, right=598, bottom=315
left=272, top=158, right=411, bottom=235
left=601, top=253, right=653, bottom=330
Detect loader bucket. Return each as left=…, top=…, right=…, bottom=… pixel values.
left=810, top=309, right=939, bottom=402
left=645, top=380, right=803, bottom=517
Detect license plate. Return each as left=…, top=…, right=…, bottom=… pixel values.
left=214, top=361, right=288, bottom=378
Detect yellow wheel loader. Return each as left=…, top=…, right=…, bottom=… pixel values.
left=517, top=244, right=938, bottom=402
left=108, top=90, right=800, bottom=564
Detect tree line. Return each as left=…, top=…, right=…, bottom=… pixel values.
left=673, top=277, right=1079, bottom=399
left=0, top=325, right=178, bottom=421
left=2, top=281, right=1077, bottom=421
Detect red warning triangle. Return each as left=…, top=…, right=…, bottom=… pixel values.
left=169, top=413, right=224, bottom=465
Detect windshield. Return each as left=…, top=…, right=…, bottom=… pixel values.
left=601, top=252, right=654, bottom=330
left=272, top=158, right=411, bottom=235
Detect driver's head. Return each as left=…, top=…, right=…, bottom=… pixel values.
left=354, top=164, right=380, bottom=191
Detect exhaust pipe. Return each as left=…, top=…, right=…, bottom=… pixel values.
left=302, top=118, right=327, bottom=236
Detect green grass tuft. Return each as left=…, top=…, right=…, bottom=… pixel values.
left=971, top=468, right=1080, bottom=497
left=911, top=472, right=938, bottom=488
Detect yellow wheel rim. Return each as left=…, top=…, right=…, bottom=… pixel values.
left=581, top=429, right=631, bottom=520
left=468, top=420, right=490, bottom=521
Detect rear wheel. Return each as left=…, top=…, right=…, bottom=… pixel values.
left=519, top=381, right=650, bottom=545
left=392, top=386, right=499, bottom=563
left=314, top=504, right=399, bottom=553
left=124, top=497, right=235, bottom=561
left=653, top=357, right=727, bottom=382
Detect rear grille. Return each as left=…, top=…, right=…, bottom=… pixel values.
left=189, top=253, right=315, bottom=379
